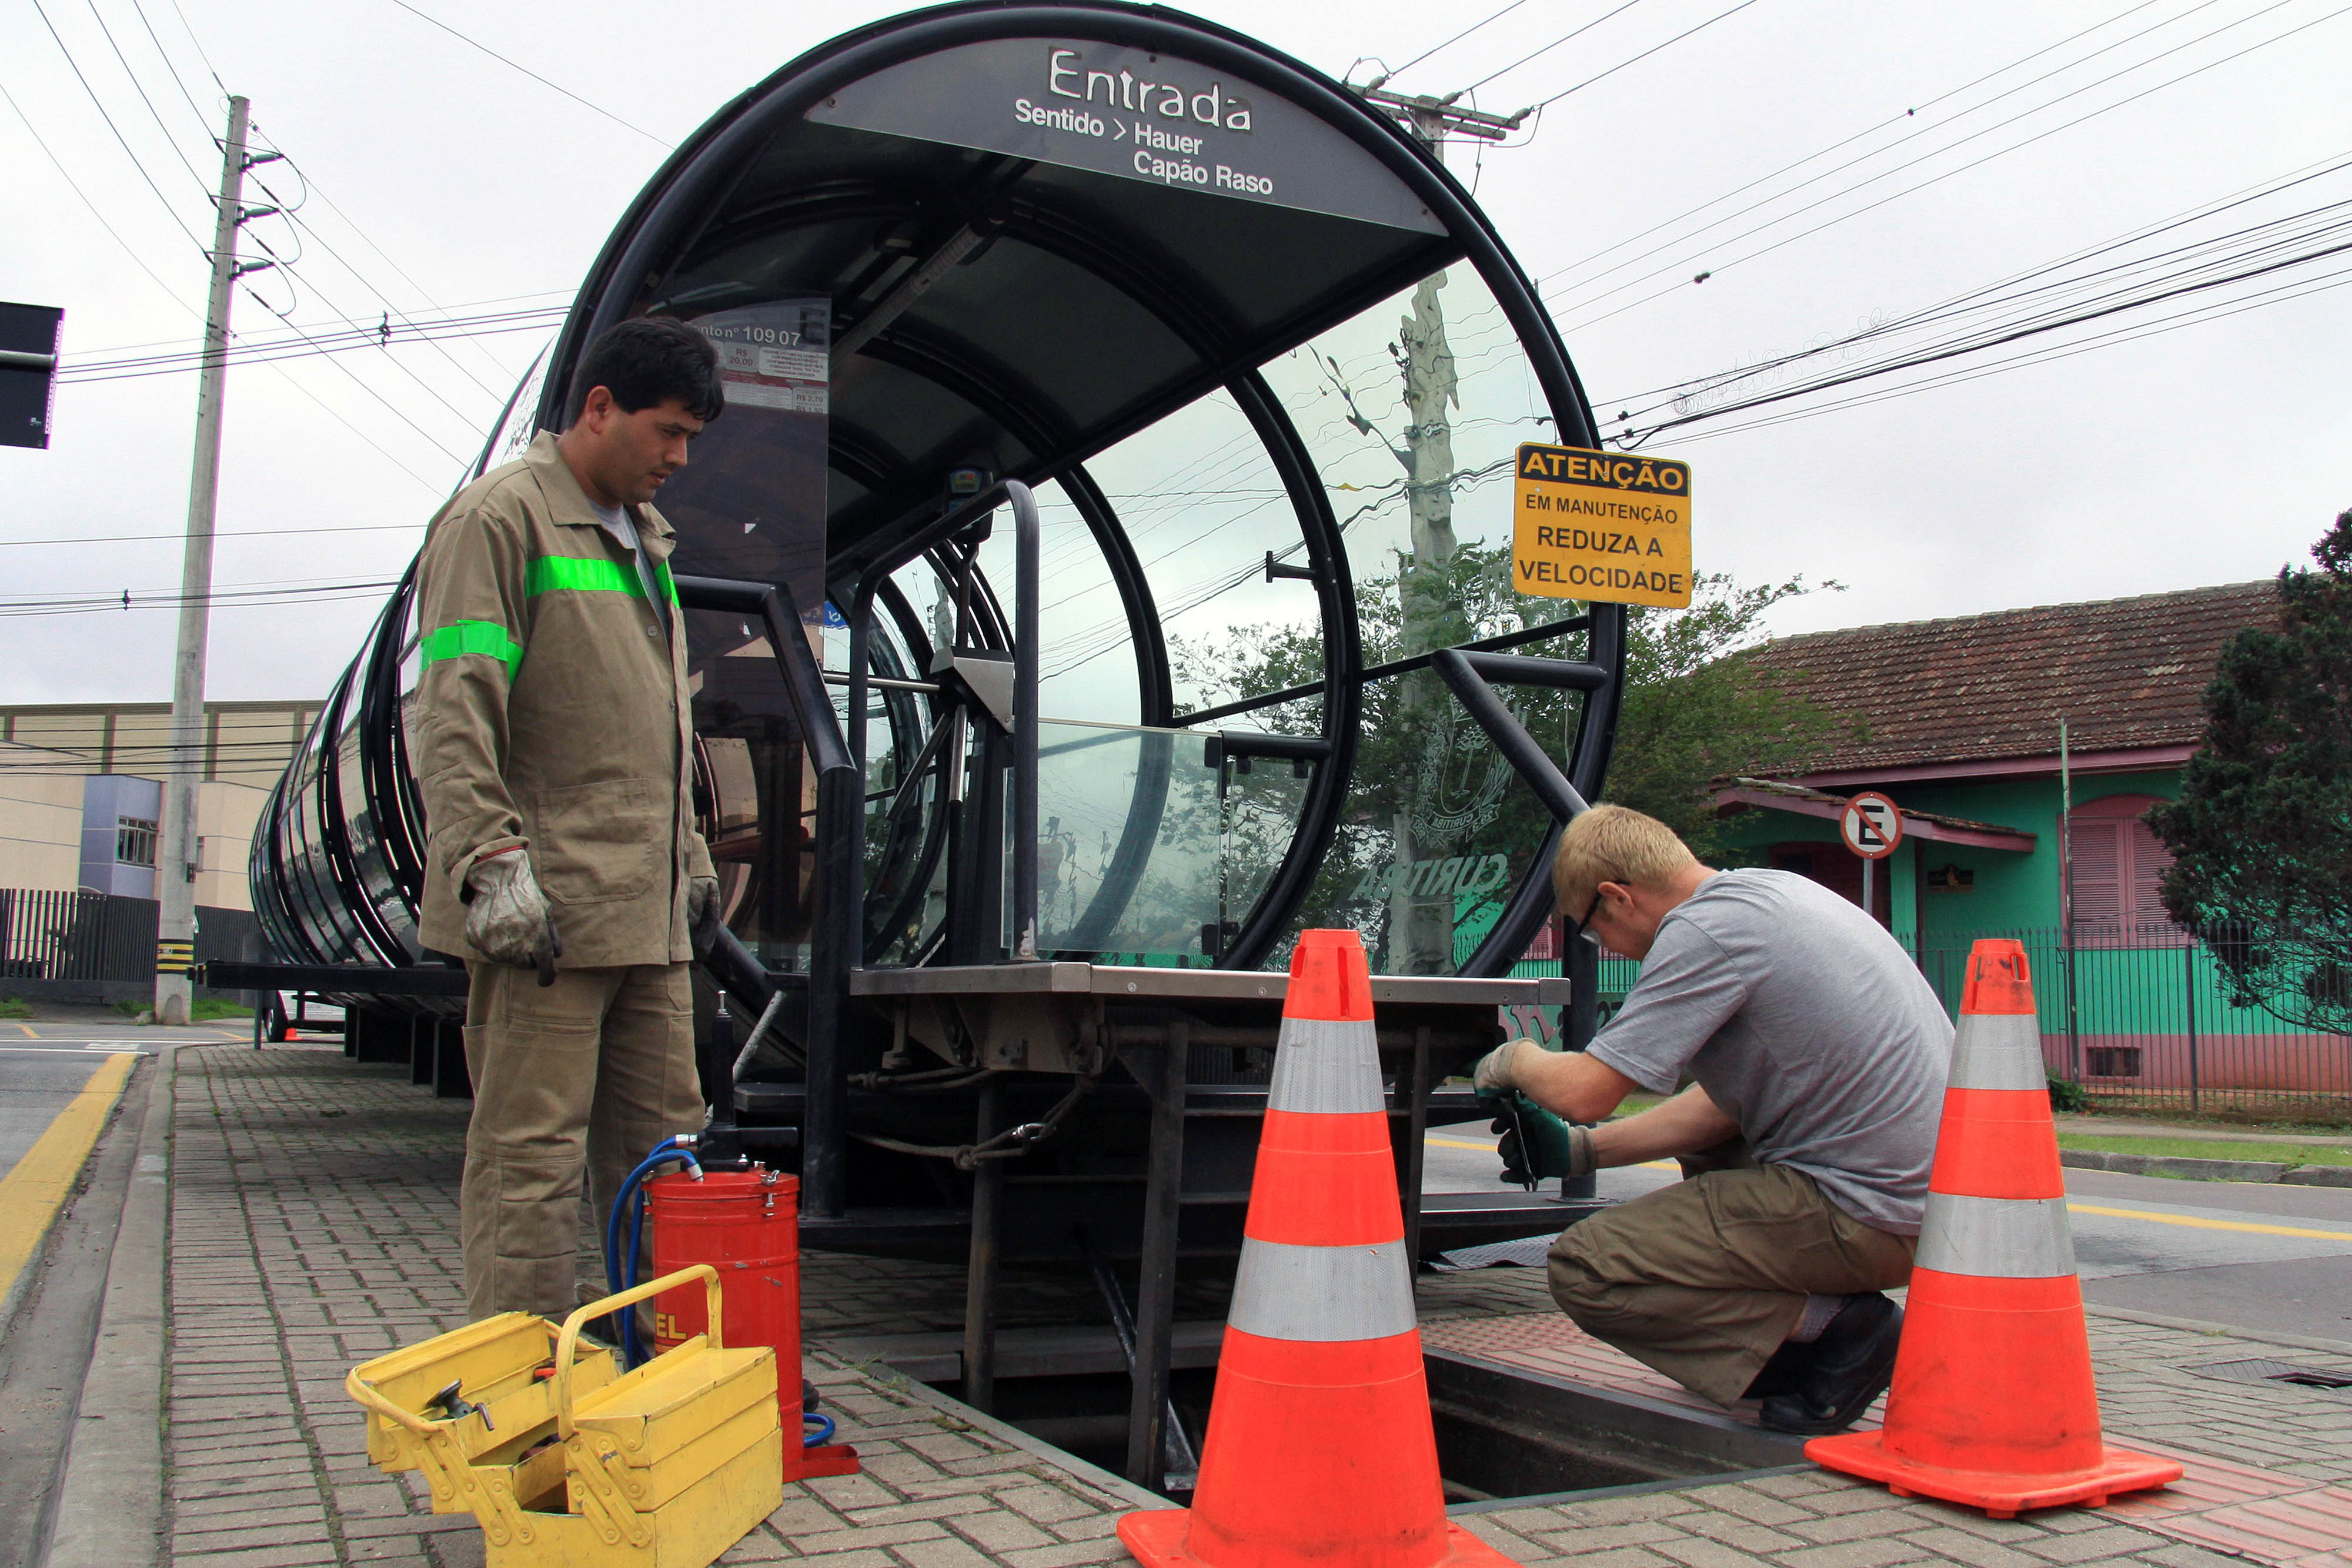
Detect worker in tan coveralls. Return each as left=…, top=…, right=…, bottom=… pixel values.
left=1472, top=806, right=1952, bottom=1436
left=413, top=317, right=727, bottom=1320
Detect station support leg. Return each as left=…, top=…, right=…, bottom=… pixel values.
left=1399, top=1025, right=1432, bottom=1267
left=1126, top=1022, right=1187, bottom=1492
left=963, top=1079, right=1003, bottom=1414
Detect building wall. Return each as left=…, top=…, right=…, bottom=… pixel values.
left=0, top=701, right=312, bottom=912
left=1715, top=768, right=2182, bottom=940
left=0, top=750, right=84, bottom=890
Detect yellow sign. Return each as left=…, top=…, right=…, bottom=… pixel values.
left=1511, top=443, right=1692, bottom=607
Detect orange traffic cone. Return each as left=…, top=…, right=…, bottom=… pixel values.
left=1808, top=939, right=2181, bottom=1517
left=1118, top=930, right=1512, bottom=1568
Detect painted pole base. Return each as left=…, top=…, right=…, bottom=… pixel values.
left=1806, top=1431, right=2182, bottom=1519
left=787, top=1442, right=860, bottom=1481
left=1117, top=1508, right=1522, bottom=1568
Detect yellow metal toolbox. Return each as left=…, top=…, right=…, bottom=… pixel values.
left=347, top=1266, right=783, bottom=1568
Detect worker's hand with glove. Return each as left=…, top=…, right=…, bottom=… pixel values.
left=1471, top=1037, right=1539, bottom=1098
left=1489, top=1092, right=1596, bottom=1188
left=464, top=850, right=555, bottom=971
left=687, top=874, right=724, bottom=957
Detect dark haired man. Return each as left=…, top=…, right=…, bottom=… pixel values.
left=414, top=316, right=730, bottom=1320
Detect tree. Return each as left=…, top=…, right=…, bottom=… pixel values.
left=2149, top=511, right=2352, bottom=1033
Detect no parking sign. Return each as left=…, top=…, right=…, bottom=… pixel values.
left=1840, top=791, right=1903, bottom=860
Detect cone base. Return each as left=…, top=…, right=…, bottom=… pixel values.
left=1806, top=1430, right=2181, bottom=1519
left=1118, top=1508, right=1521, bottom=1568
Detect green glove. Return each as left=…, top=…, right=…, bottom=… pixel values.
left=1489, top=1093, right=1595, bottom=1189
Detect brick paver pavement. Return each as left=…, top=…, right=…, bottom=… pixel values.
left=151, top=1043, right=2352, bottom=1568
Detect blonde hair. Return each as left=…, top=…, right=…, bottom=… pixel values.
left=1553, top=805, right=1701, bottom=924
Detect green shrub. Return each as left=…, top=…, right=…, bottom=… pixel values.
left=0, top=997, right=32, bottom=1020
left=189, top=998, right=252, bottom=1021
left=2047, top=1074, right=2090, bottom=1114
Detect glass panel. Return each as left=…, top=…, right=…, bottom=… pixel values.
left=1236, top=262, right=1571, bottom=974
left=1218, top=748, right=1309, bottom=955
left=974, top=479, right=1142, bottom=725
left=1033, top=721, right=1222, bottom=964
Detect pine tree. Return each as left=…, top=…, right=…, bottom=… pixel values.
left=2148, top=511, right=2352, bottom=1032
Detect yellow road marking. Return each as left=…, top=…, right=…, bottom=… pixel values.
left=1426, top=1136, right=1498, bottom=1152
left=0, top=1054, right=136, bottom=1304
left=14, top=1023, right=33, bottom=1038
left=2067, top=1202, right=2352, bottom=1243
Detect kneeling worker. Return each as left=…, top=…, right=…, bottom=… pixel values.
left=1474, top=805, right=1953, bottom=1434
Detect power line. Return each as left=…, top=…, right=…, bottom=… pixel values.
left=27, top=0, right=211, bottom=256
left=1375, top=0, right=1537, bottom=85
left=0, top=523, right=425, bottom=549
left=77, top=0, right=212, bottom=193
left=1518, top=0, right=1760, bottom=108
left=1549, top=0, right=2352, bottom=335
left=124, top=0, right=216, bottom=132
left=382, top=0, right=670, bottom=146
left=56, top=304, right=565, bottom=382
left=0, top=78, right=201, bottom=319
left=1460, top=0, right=1661, bottom=95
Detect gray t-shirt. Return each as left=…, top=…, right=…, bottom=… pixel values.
left=1584, top=869, right=1953, bottom=1234
left=590, top=500, right=670, bottom=637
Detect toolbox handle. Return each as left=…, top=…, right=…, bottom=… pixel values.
left=344, top=1370, right=450, bottom=1437
left=552, top=1264, right=724, bottom=1439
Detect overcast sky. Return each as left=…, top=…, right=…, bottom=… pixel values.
left=4, top=0, right=2347, bottom=706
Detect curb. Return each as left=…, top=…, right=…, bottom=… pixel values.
left=2082, top=1302, right=2352, bottom=1358
left=44, top=1046, right=173, bottom=1568
left=2061, top=1148, right=2352, bottom=1186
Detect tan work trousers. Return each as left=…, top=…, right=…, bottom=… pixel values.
left=1548, top=1162, right=1916, bottom=1406
left=460, top=961, right=702, bottom=1321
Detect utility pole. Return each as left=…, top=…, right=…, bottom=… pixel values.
left=1358, top=88, right=1522, bottom=975
left=156, top=95, right=272, bottom=1023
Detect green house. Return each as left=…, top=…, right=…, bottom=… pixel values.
left=1690, top=581, right=2344, bottom=1107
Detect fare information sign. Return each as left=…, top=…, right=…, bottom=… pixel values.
left=1511, top=443, right=1693, bottom=607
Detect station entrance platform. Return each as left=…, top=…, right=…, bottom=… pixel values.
left=55, top=1043, right=2352, bottom=1568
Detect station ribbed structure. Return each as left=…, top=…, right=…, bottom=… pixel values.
left=1808, top=938, right=2183, bottom=1517
left=1118, top=928, right=1513, bottom=1568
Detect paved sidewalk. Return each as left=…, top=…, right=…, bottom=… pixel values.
left=112, top=1044, right=2352, bottom=1568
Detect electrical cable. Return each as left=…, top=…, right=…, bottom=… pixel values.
left=0, top=78, right=202, bottom=319
left=26, top=0, right=211, bottom=256
left=383, top=0, right=670, bottom=147
left=0, top=522, right=425, bottom=549
left=1514, top=0, right=1761, bottom=108
left=124, top=0, right=216, bottom=132
left=78, top=0, right=213, bottom=193
left=1529, top=0, right=2176, bottom=290
left=1455, top=0, right=1655, bottom=96
left=1546, top=0, right=2352, bottom=332
left=1383, top=0, right=1538, bottom=82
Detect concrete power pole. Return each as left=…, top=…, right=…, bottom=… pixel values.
left=1359, top=89, right=1523, bottom=974
left=156, top=95, right=268, bottom=1023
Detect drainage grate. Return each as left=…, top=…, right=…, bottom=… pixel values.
left=2189, top=1358, right=2352, bottom=1398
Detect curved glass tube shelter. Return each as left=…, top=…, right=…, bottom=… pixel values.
left=253, top=4, right=1623, bottom=1014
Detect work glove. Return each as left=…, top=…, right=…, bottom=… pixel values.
left=1470, top=1038, right=1538, bottom=1098
left=465, top=850, right=557, bottom=975
left=687, top=874, right=723, bottom=957
left=1489, top=1092, right=1595, bottom=1189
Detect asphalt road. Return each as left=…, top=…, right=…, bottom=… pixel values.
left=1421, top=1122, right=2352, bottom=1345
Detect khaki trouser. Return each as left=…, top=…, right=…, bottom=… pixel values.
left=460, top=960, right=702, bottom=1321
left=1548, top=1162, right=1917, bottom=1406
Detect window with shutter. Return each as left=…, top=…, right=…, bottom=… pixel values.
left=2066, top=795, right=2181, bottom=947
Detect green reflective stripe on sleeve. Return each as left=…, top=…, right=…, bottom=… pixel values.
left=653, top=560, right=678, bottom=605
left=419, top=620, right=523, bottom=678
left=527, top=554, right=644, bottom=597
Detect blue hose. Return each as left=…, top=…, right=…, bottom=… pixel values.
left=803, top=1411, right=836, bottom=1448
left=604, top=1138, right=701, bottom=1368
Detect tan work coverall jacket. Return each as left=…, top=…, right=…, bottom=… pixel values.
left=412, top=430, right=714, bottom=968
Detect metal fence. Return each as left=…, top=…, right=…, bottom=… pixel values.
left=1580, top=922, right=2352, bottom=1122
left=0, top=888, right=262, bottom=994
left=1916, top=925, right=2351, bottom=1121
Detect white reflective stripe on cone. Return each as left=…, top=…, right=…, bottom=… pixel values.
left=1228, top=1238, right=1416, bottom=1340
left=1946, top=1012, right=2047, bottom=1092
left=1267, top=1017, right=1384, bottom=1116
left=1915, top=1193, right=2077, bottom=1278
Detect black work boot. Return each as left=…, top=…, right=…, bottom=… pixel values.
left=1759, top=1293, right=1902, bottom=1435
left=1740, top=1339, right=1811, bottom=1400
